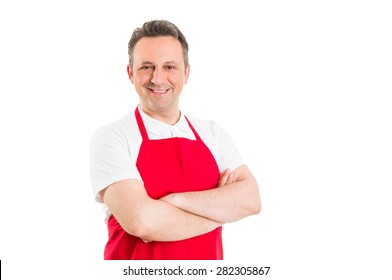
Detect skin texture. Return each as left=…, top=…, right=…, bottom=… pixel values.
left=101, top=35, right=261, bottom=242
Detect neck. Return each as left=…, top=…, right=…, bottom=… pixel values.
left=139, top=105, right=181, bottom=125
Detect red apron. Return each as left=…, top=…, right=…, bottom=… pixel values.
left=104, top=107, right=222, bottom=260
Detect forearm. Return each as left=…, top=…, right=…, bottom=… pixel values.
left=161, top=166, right=261, bottom=223
left=102, top=179, right=222, bottom=243
left=137, top=198, right=222, bottom=242
left=162, top=181, right=258, bottom=223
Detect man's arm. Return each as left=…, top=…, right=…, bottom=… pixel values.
left=101, top=179, right=222, bottom=242
left=160, top=165, right=261, bottom=224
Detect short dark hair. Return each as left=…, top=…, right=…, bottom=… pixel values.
left=128, top=20, right=189, bottom=68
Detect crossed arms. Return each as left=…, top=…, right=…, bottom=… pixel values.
left=100, top=165, right=261, bottom=242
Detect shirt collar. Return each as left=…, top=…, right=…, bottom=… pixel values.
left=137, top=106, right=191, bottom=137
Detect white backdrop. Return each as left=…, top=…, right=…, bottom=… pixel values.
left=0, top=0, right=391, bottom=279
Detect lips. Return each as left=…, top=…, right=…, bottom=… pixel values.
left=148, top=88, right=170, bottom=94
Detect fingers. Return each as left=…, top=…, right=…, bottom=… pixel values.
left=217, top=169, right=234, bottom=187
left=217, top=169, right=230, bottom=187
left=227, top=172, right=234, bottom=184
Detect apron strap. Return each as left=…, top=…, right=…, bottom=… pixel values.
left=135, top=107, right=149, bottom=140
left=185, top=116, right=202, bottom=141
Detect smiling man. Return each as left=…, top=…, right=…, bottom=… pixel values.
left=89, top=20, right=261, bottom=260
left=129, top=35, right=188, bottom=124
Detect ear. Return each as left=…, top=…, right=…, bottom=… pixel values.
left=127, top=64, right=135, bottom=84
left=184, top=64, right=190, bottom=84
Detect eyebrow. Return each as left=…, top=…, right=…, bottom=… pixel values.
left=163, top=60, right=179, bottom=65
left=140, top=61, right=154, bottom=65
left=140, top=60, right=180, bottom=65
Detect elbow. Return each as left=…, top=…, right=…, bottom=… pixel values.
left=122, top=216, right=156, bottom=240
left=119, top=200, right=159, bottom=240
left=245, top=174, right=261, bottom=216
left=243, top=196, right=261, bottom=217
left=227, top=201, right=261, bottom=223
left=226, top=197, right=261, bottom=223
left=123, top=222, right=149, bottom=239
left=229, top=183, right=261, bottom=222
left=124, top=223, right=156, bottom=242
left=252, top=198, right=262, bottom=215
left=246, top=180, right=262, bottom=215
left=246, top=185, right=262, bottom=216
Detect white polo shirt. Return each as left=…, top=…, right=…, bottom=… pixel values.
left=89, top=107, right=245, bottom=203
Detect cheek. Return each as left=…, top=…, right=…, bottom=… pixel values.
left=170, top=74, right=187, bottom=85
left=134, top=73, right=150, bottom=85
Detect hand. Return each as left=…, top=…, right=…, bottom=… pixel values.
left=141, top=238, right=151, bottom=243
left=217, top=169, right=234, bottom=187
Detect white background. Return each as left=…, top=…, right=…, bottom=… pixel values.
left=0, top=0, right=391, bottom=279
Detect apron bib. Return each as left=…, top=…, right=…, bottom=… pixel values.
left=104, top=108, right=222, bottom=260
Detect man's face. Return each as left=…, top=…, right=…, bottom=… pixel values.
left=128, top=36, right=190, bottom=117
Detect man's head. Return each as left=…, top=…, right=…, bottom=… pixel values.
left=127, top=20, right=190, bottom=121
left=128, top=20, right=189, bottom=69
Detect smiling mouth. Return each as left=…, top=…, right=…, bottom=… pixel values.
left=148, top=88, right=170, bottom=94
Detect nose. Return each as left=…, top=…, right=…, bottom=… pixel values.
left=151, top=68, right=166, bottom=85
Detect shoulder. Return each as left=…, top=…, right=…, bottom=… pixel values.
left=185, top=115, right=232, bottom=149
left=90, top=113, right=139, bottom=147
left=185, top=114, right=244, bottom=171
left=186, top=115, right=224, bottom=138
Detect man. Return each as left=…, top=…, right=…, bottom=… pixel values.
left=89, top=20, right=261, bottom=260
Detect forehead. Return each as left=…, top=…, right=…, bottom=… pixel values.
left=133, top=36, right=184, bottom=64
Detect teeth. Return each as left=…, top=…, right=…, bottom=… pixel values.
left=153, top=89, right=167, bottom=93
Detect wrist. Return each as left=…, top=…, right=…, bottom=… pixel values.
left=160, top=192, right=182, bottom=208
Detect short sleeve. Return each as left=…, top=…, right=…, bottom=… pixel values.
left=214, top=123, right=245, bottom=172
left=89, top=126, right=142, bottom=203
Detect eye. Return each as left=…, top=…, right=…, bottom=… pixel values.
left=165, top=65, right=175, bottom=70
left=140, top=65, right=154, bottom=70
